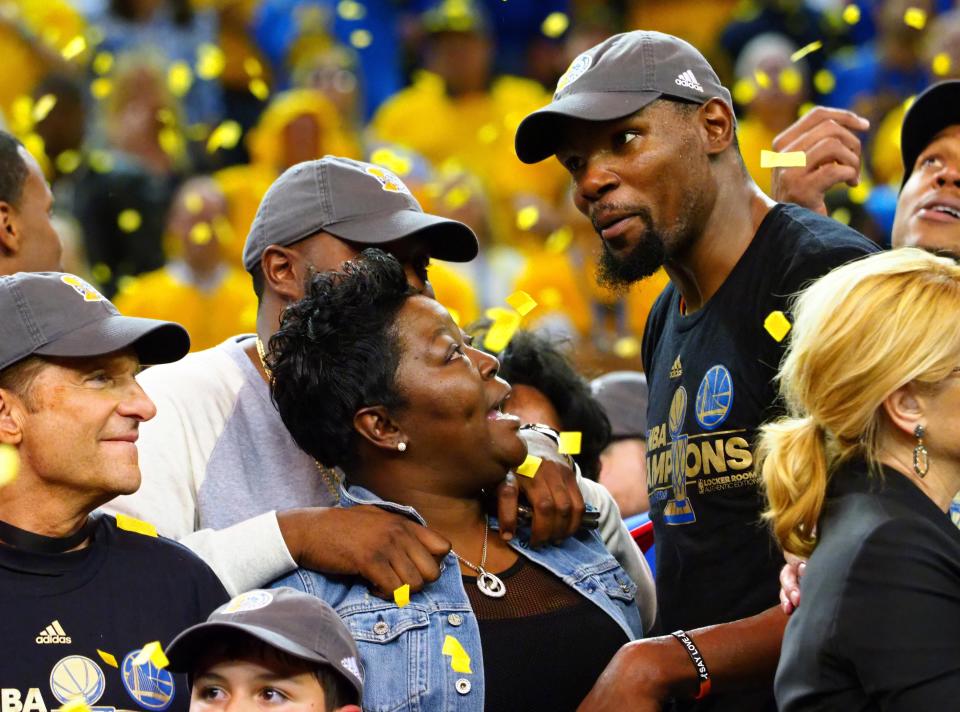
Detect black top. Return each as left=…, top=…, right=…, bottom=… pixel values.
left=464, top=557, right=628, bottom=711
left=776, top=461, right=960, bottom=711
left=0, top=513, right=229, bottom=712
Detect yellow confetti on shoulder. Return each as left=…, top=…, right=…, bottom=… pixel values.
left=764, top=311, right=792, bottom=342
left=350, top=29, right=373, bottom=49
left=133, top=641, right=169, bottom=669
left=541, top=12, right=569, bottom=38
left=760, top=150, right=806, bottom=168
left=0, top=444, right=20, bottom=487
left=61, top=699, right=92, bottom=712
left=97, top=649, right=118, bottom=668
left=558, top=431, right=582, bottom=456
left=515, top=454, right=542, bottom=478
left=442, top=635, right=472, bottom=674
left=393, top=584, right=410, bottom=608
left=790, top=40, right=822, bottom=63
left=506, top=290, right=537, bottom=316
left=207, top=121, right=242, bottom=153
left=115, top=513, right=158, bottom=538
left=842, top=4, right=860, bottom=24
left=903, top=7, right=926, bottom=30
left=117, top=209, right=142, bottom=233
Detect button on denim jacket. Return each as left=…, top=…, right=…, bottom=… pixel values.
left=273, top=484, right=645, bottom=712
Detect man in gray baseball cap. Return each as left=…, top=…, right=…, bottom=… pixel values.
left=167, top=587, right=362, bottom=712
left=516, top=30, right=880, bottom=712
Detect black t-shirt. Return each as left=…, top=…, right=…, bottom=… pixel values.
left=0, top=514, right=228, bottom=712
left=642, top=204, right=878, bottom=635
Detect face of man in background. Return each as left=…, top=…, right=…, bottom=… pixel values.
left=1, top=147, right=62, bottom=272
left=892, top=125, right=960, bottom=257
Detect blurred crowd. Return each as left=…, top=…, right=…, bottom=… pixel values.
left=4, top=0, right=956, bottom=362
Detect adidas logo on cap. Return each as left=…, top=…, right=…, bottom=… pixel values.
left=36, top=620, right=71, bottom=644
left=675, top=70, right=703, bottom=93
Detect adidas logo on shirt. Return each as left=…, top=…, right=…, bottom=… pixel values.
left=675, top=70, right=704, bottom=93
left=670, top=356, right=683, bottom=379
left=35, top=620, right=71, bottom=644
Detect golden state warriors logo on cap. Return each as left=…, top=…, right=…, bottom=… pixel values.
left=60, top=275, right=103, bottom=302
left=695, top=365, right=733, bottom=430
left=365, top=166, right=410, bottom=194
left=220, top=589, right=274, bottom=614
left=121, top=649, right=175, bottom=710
left=555, top=52, right=592, bottom=96
left=50, top=656, right=110, bottom=710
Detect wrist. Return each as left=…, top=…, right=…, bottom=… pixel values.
left=276, top=508, right=317, bottom=563
left=671, top=630, right=711, bottom=700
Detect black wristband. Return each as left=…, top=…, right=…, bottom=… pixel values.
left=671, top=629, right=711, bottom=700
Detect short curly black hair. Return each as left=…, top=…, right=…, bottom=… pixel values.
left=268, top=249, right=415, bottom=470
left=496, top=331, right=612, bottom=481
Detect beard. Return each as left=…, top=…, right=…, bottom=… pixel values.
left=595, top=208, right=668, bottom=291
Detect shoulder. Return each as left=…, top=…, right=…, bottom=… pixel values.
left=641, top=282, right=677, bottom=368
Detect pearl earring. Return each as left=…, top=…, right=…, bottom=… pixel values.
left=397, top=442, right=407, bottom=453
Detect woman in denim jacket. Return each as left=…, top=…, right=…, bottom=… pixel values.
left=268, top=250, right=647, bottom=711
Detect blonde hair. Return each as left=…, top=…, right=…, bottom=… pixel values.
left=758, top=248, right=960, bottom=557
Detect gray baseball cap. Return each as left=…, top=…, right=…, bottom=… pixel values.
left=515, top=31, right=734, bottom=164
left=243, top=156, right=479, bottom=273
left=590, top=371, right=648, bottom=439
left=900, top=80, right=960, bottom=189
left=166, top=588, right=363, bottom=700
left=0, top=272, right=189, bottom=372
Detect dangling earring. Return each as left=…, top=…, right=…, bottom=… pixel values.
left=397, top=441, right=407, bottom=453
left=913, top=424, right=929, bottom=478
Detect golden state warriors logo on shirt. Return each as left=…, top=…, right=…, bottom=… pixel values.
left=50, top=655, right=114, bottom=711
left=364, top=166, right=410, bottom=194
left=695, top=365, right=733, bottom=430
left=555, top=52, right=591, bottom=96
left=121, top=650, right=175, bottom=710
left=60, top=275, right=103, bottom=302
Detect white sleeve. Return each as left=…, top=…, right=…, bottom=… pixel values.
left=579, top=476, right=658, bottom=633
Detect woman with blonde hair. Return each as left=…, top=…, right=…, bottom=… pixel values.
left=758, top=248, right=960, bottom=710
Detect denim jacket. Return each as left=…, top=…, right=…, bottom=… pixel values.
left=273, top=484, right=645, bottom=712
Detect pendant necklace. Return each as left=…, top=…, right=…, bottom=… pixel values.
left=452, top=517, right=506, bottom=598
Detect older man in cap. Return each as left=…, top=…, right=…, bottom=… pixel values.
left=0, top=272, right=227, bottom=711
left=105, top=157, right=640, bottom=601
left=514, top=30, right=880, bottom=710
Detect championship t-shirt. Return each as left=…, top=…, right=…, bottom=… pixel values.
left=0, top=514, right=228, bottom=712
left=642, top=204, right=879, bottom=636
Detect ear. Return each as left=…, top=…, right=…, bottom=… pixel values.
left=0, top=201, right=21, bottom=257
left=354, top=405, right=406, bottom=453
left=880, top=382, right=925, bottom=438
left=698, top=98, right=736, bottom=157
left=0, top=389, right=25, bottom=446
left=261, top=245, right=307, bottom=303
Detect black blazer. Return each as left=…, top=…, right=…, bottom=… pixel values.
left=775, top=460, right=960, bottom=711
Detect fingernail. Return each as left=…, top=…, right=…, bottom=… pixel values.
left=791, top=592, right=800, bottom=605
left=505, top=473, right=517, bottom=487
left=501, top=532, right=513, bottom=541
left=798, top=562, right=807, bottom=572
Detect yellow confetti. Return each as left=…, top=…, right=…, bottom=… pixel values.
left=337, top=0, right=367, bottom=20
left=830, top=207, right=851, bottom=225
left=558, top=431, right=582, bottom=455
left=903, top=7, right=926, bottom=30
left=92, top=51, right=114, bottom=75
left=442, top=635, right=473, bottom=674
left=91, top=263, right=112, bottom=284
left=167, top=62, right=193, bottom=97
left=196, top=43, right=226, bottom=80
left=506, top=290, right=537, bottom=316
left=10, top=95, right=34, bottom=134
left=545, top=226, right=573, bottom=253
left=0, top=444, right=20, bottom=487
left=538, top=287, right=562, bottom=309
left=798, top=101, right=816, bottom=117
left=754, top=70, right=770, bottom=89
left=443, top=185, right=472, bottom=210
left=932, top=53, right=951, bottom=77
left=790, top=40, right=822, bottom=63
left=243, top=56, right=263, bottom=77
left=393, top=584, right=410, bottom=608
left=213, top=215, right=235, bottom=245
left=184, top=192, right=204, bottom=215
left=189, top=223, right=213, bottom=245
left=516, top=205, right=540, bottom=231
left=848, top=181, right=871, bottom=204
left=448, top=308, right=461, bottom=326
left=732, top=77, right=757, bottom=105
left=476, top=123, right=498, bottom=144
left=350, top=29, right=373, bottom=49
left=132, top=641, right=169, bottom=669
left=117, top=209, right=142, bottom=234
left=515, top=454, right=543, bottom=478
left=541, top=11, right=569, bottom=38
left=249, top=78, right=270, bottom=101
left=60, top=699, right=91, bottom=712
left=90, top=78, right=113, bottom=99
left=760, top=150, right=806, bottom=168
left=842, top=4, right=861, bottom=24
left=813, top=69, right=835, bottom=94
left=370, top=148, right=412, bottom=176
left=764, top=311, right=792, bottom=342
left=88, top=150, right=114, bottom=173
left=778, top=67, right=803, bottom=95
left=55, top=150, right=82, bottom=175
left=33, top=94, right=57, bottom=122
left=159, top=127, right=184, bottom=158
left=613, top=336, right=640, bottom=359
left=206, top=120, right=242, bottom=153
left=483, top=307, right=521, bottom=352
left=115, top=513, right=157, bottom=537
left=61, top=35, right=87, bottom=61
left=97, top=650, right=118, bottom=668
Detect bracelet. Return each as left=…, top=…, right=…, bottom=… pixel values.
left=671, top=630, right=711, bottom=700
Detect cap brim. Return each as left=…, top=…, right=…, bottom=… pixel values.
left=325, top=209, right=479, bottom=262
left=165, top=621, right=362, bottom=698
left=515, top=90, right=662, bottom=164
left=901, top=81, right=960, bottom=189
left=34, top=315, right=190, bottom=365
